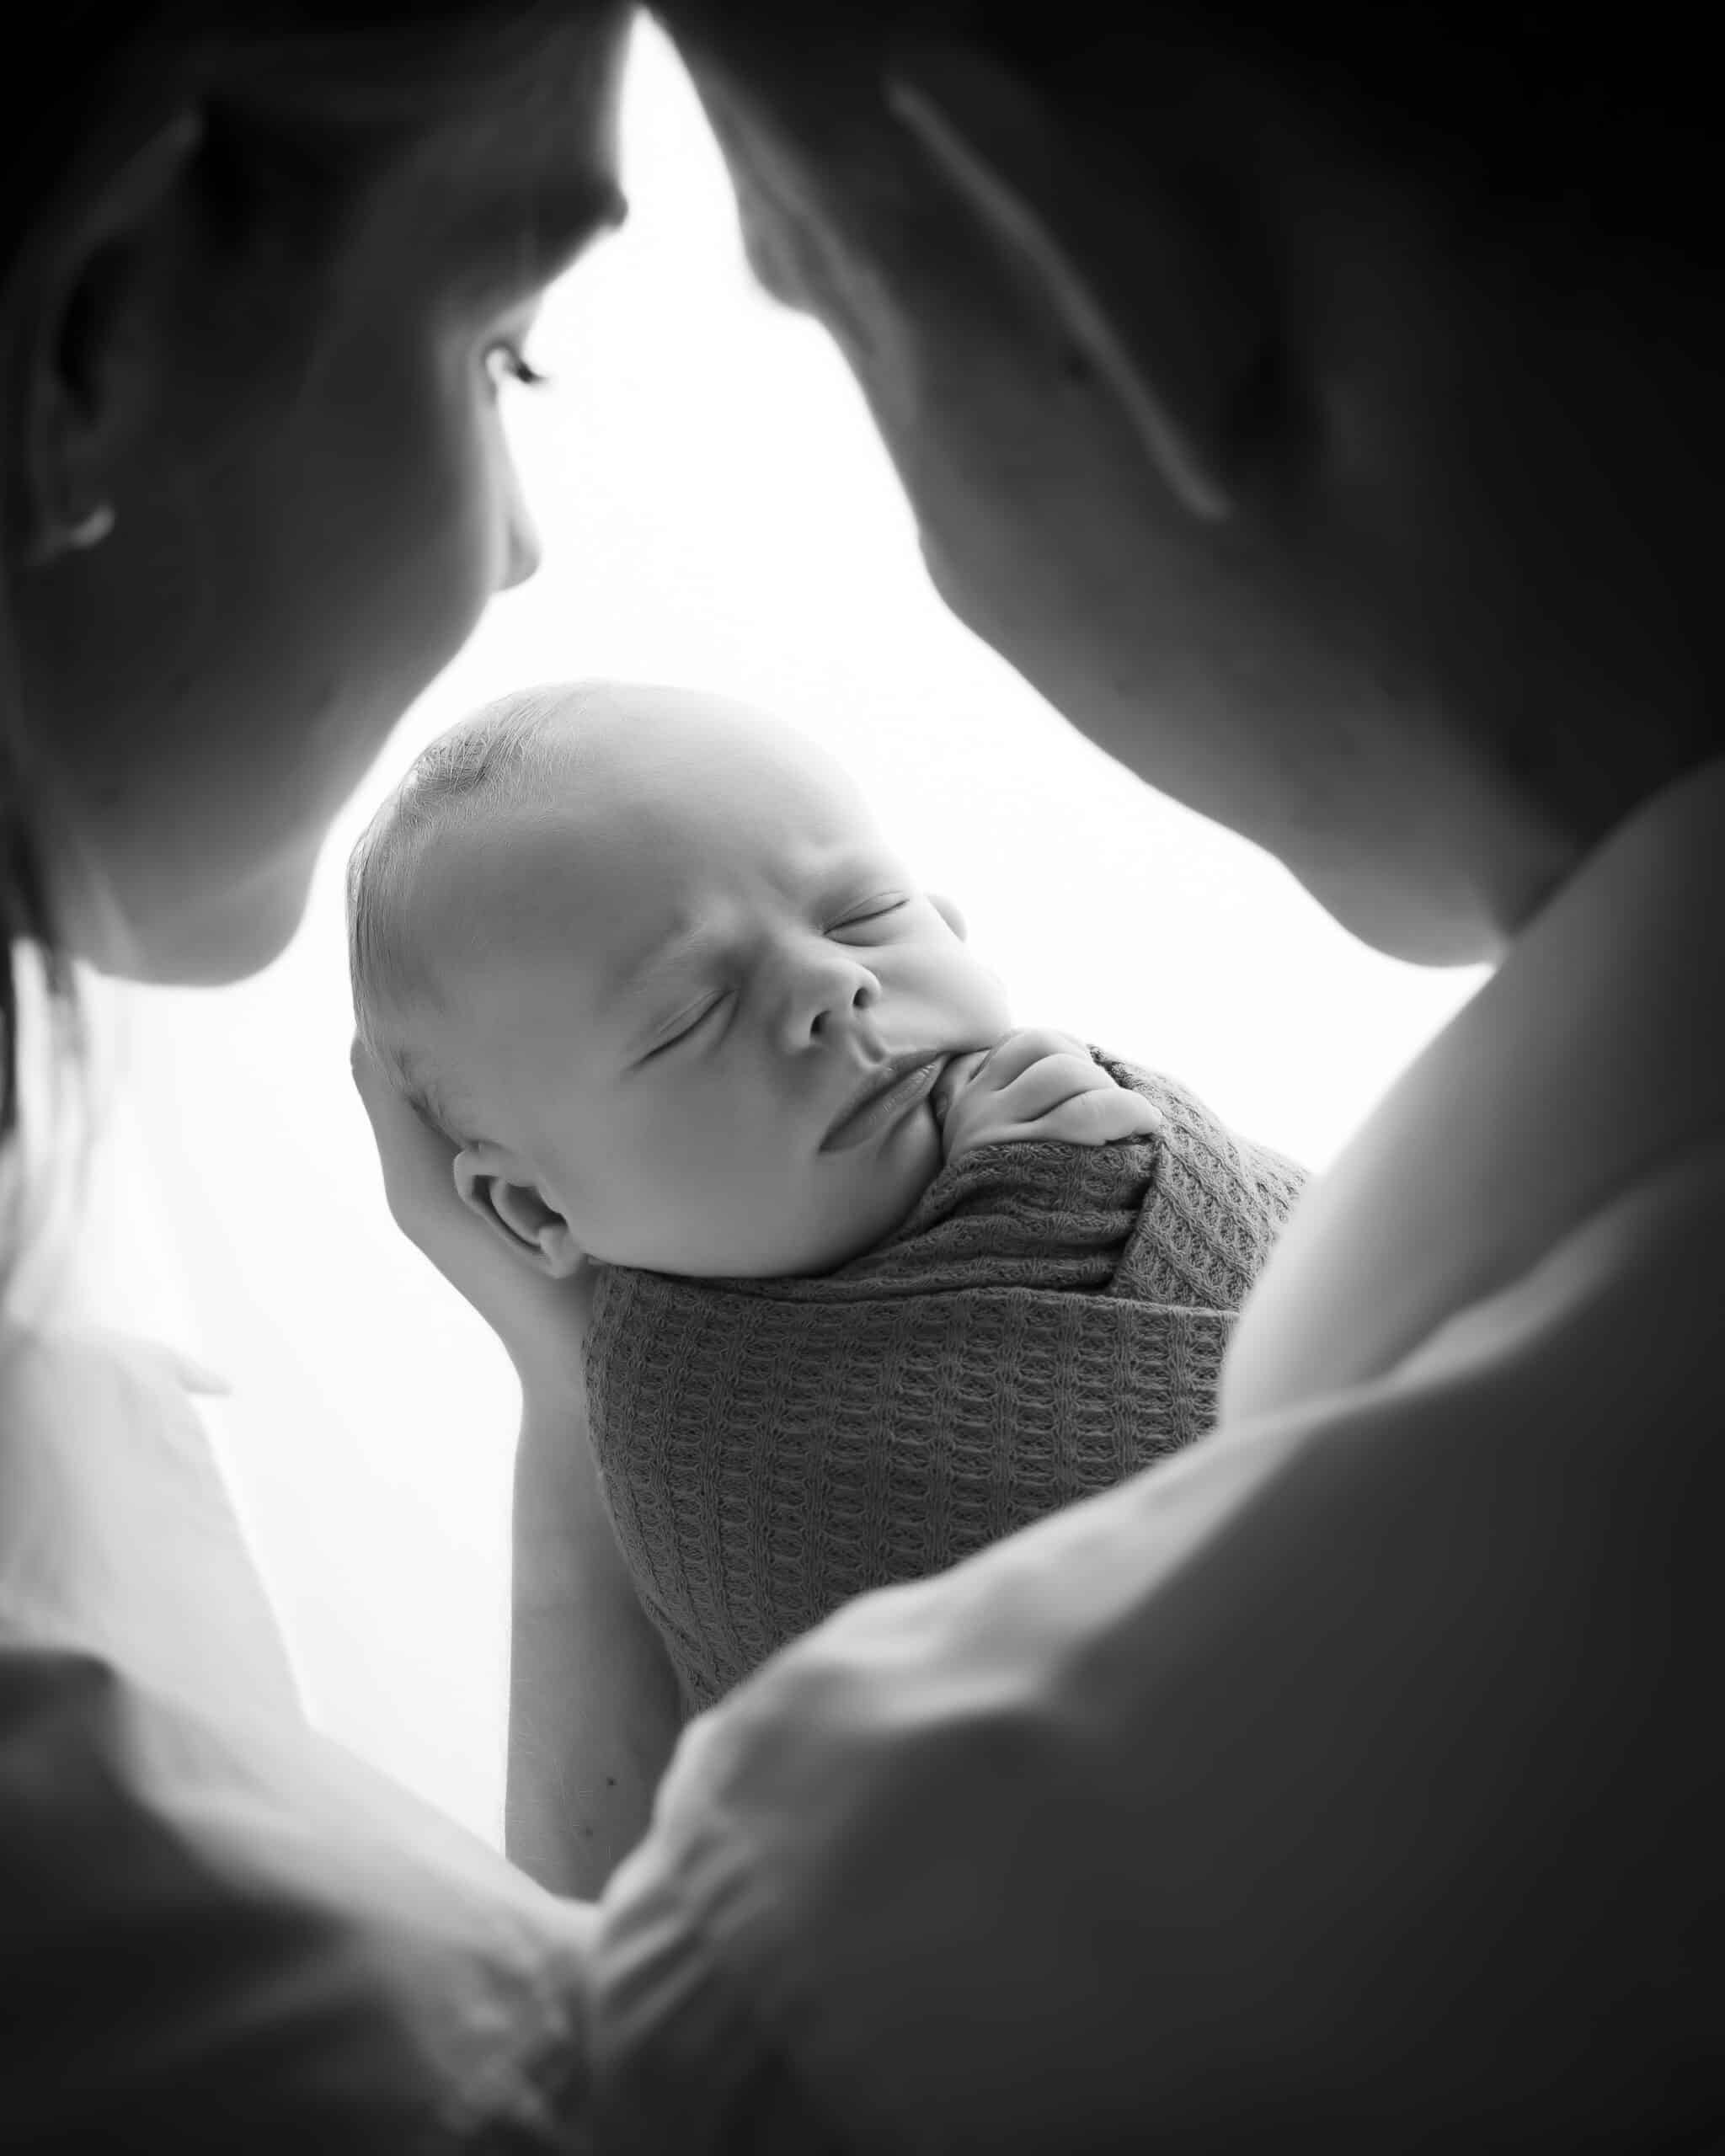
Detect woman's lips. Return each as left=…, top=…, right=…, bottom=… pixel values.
left=820, top=1054, right=948, bottom=1153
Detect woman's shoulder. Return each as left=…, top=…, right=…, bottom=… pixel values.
left=1, top=1317, right=601, bottom=2148
left=0, top=1318, right=302, bottom=1725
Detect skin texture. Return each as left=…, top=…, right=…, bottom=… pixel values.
left=655, top=6, right=1722, bottom=965
left=393, top=685, right=1016, bottom=1278
left=8, top=13, right=633, bottom=985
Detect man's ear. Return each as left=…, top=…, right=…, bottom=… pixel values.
left=15, top=108, right=204, bottom=567
left=453, top=1143, right=587, bottom=1280
left=883, top=37, right=1268, bottom=524
left=929, top=890, right=968, bottom=940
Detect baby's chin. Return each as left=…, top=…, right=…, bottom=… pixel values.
left=635, top=1103, right=947, bottom=1282
left=790, top=1102, right=948, bottom=1277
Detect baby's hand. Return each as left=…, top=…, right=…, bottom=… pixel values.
left=932, top=1028, right=1164, bottom=1163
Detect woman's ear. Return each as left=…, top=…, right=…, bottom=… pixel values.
left=928, top=890, right=968, bottom=940
left=883, top=37, right=1268, bottom=524
left=15, top=107, right=204, bottom=567
left=453, top=1143, right=586, bottom=1280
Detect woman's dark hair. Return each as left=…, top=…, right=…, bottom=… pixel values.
left=0, top=795, right=73, bottom=1148
left=0, top=1, right=622, bottom=1199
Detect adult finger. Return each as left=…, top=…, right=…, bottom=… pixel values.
left=350, top=1033, right=459, bottom=1244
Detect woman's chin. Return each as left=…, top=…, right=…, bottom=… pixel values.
left=67, top=855, right=315, bottom=988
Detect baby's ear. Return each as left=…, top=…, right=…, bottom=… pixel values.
left=453, top=1143, right=585, bottom=1279
left=928, top=891, right=969, bottom=940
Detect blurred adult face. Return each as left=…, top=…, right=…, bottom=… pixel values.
left=657, top=7, right=1701, bottom=965
left=9, top=8, right=633, bottom=985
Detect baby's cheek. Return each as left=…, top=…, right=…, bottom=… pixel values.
left=960, top=958, right=1015, bottom=1039
left=653, top=1126, right=794, bottom=1265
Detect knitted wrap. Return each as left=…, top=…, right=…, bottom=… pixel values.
left=583, top=1053, right=1306, bottom=1716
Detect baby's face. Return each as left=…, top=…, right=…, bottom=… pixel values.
left=421, top=697, right=1012, bottom=1276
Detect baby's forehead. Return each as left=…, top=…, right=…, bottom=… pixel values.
left=422, top=702, right=889, bottom=942
left=555, top=714, right=879, bottom=848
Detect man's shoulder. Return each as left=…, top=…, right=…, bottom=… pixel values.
left=1387, top=1133, right=1725, bottom=1448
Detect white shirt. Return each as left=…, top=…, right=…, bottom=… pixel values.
left=582, top=755, right=1725, bottom=2147
left=0, top=1323, right=600, bottom=2148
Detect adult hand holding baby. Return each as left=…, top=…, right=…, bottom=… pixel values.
left=353, top=1035, right=683, bottom=1894
left=350, top=1037, right=595, bottom=1402
left=933, top=1028, right=1166, bottom=1164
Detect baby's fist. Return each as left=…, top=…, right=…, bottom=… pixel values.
left=935, top=1029, right=1163, bottom=1162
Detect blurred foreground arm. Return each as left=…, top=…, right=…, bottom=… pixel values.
left=579, top=1150, right=1725, bottom=2147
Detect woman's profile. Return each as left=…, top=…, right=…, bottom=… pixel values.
left=2, top=4, right=628, bottom=2140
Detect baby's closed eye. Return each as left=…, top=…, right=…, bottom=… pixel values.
left=641, top=991, right=729, bottom=1059
left=825, top=897, right=907, bottom=937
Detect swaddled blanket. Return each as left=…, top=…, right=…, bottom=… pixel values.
left=584, top=1051, right=1306, bottom=1716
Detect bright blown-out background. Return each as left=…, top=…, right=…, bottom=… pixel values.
left=73, top=23, right=1486, bottom=1843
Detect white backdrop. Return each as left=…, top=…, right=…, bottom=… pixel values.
left=78, top=23, right=1486, bottom=1844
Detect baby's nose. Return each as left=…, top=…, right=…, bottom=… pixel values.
left=787, top=955, right=879, bottom=1046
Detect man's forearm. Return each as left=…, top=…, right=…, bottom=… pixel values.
left=506, top=1383, right=683, bottom=1898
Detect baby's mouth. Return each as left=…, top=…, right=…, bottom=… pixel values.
left=820, top=1051, right=950, bottom=1153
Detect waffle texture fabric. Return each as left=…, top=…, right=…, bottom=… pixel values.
left=583, top=1052, right=1306, bottom=1715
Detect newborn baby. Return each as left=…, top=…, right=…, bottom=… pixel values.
left=349, top=681, right=1306, bottom=1714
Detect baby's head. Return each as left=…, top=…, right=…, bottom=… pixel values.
left=349, top=682, right=1012, bottom=1279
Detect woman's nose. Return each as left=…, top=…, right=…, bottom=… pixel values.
left=497, top=460, right=542, bottom=593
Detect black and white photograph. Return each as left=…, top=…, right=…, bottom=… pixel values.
left=2, top=4, right=1718, bottom=2146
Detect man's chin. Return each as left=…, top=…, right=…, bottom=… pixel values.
left=1293, top=856, right=1505, bottom=970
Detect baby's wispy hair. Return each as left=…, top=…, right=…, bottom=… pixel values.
left=346, top=682, right=589, bottom=1138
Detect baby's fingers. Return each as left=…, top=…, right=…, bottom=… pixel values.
left=991, top=1049, right=1114, bottom=1125
left=1037, top=1086, right=1166, bottom=1147
left=980, top=1027, right=1094, bottom=1091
